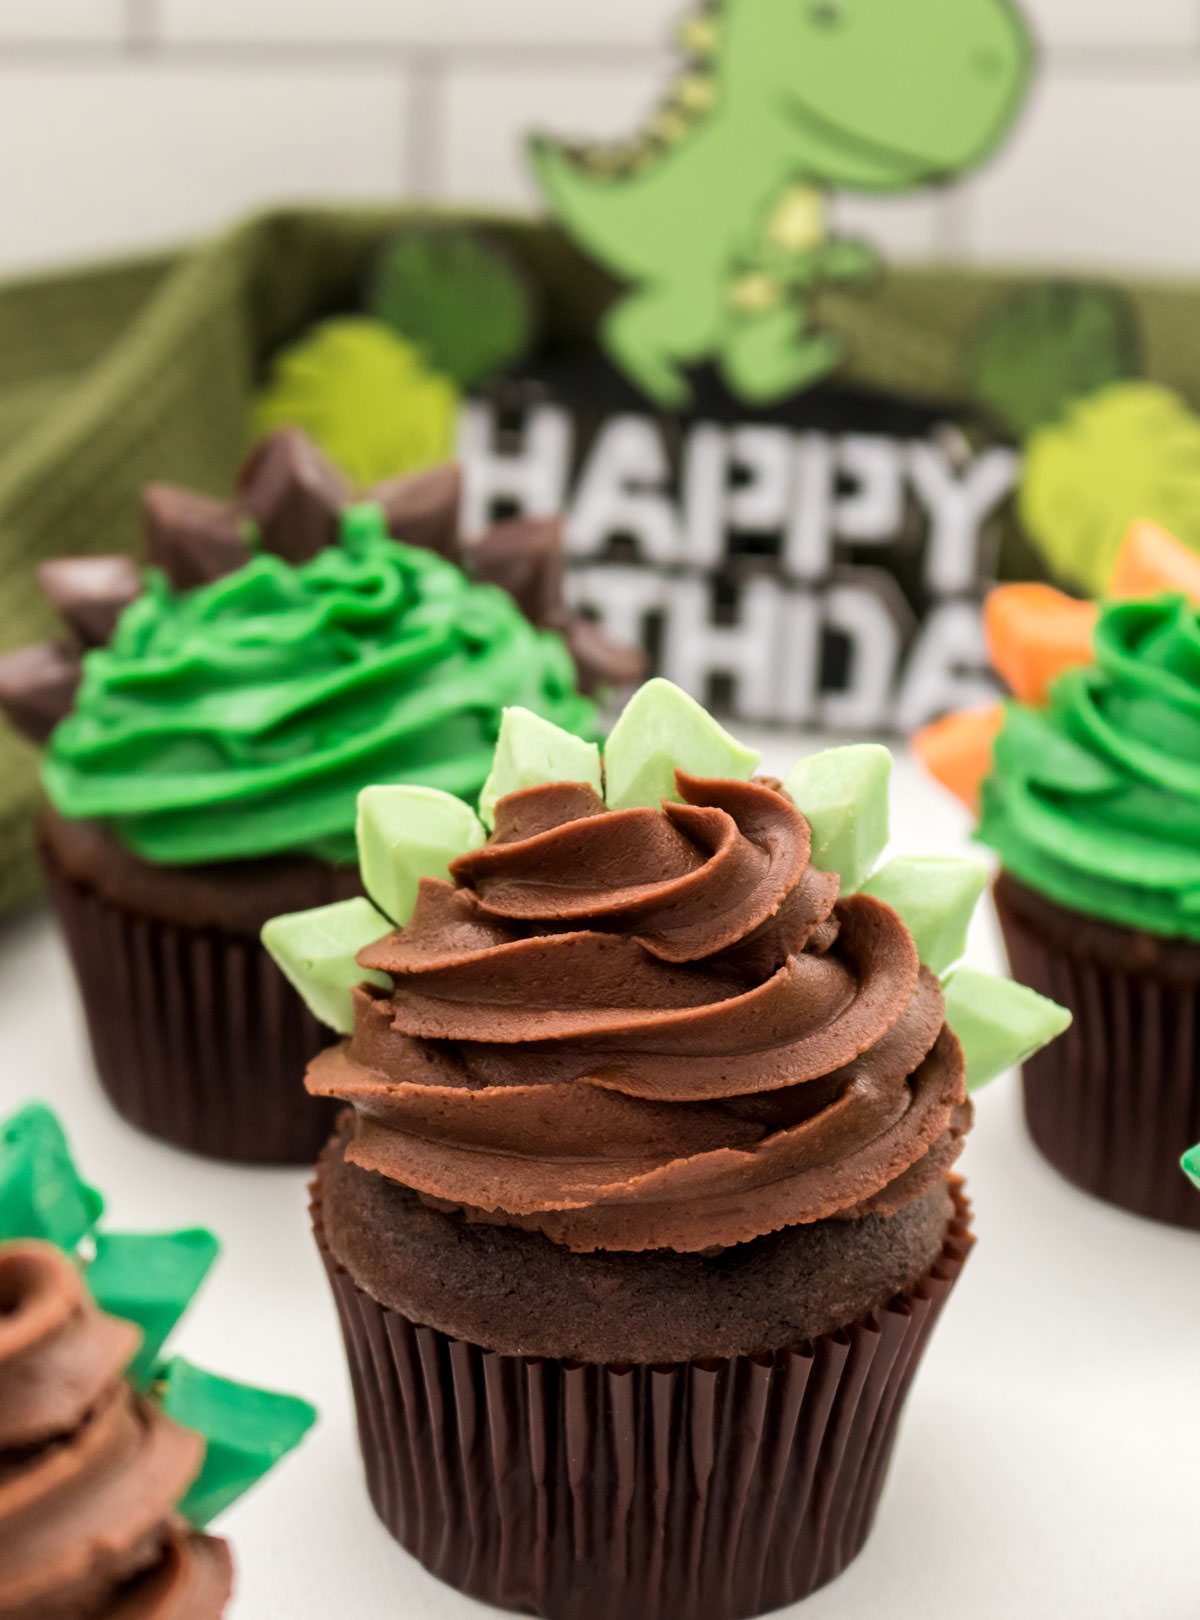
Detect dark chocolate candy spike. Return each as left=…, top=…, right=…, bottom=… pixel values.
left=0, top=642, right=83, bottom=743
left=552, top=610, right=646, bottom=695
left=142, top=485, right=251, bottom=591
left=470, top=515, right=565, bottom=627
left=237, top=428, right=349, bottom=565
left=370, top=464, right=463, bottom=563
left=37, top=555, right=143, bottom=648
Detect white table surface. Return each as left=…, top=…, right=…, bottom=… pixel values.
left=3, top=738, right=1198, bottom=1620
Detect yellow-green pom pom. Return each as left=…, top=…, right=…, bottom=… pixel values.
left=255, top=317, right=458, bottom=488
left=1021, top=382, right=1200, bottom=594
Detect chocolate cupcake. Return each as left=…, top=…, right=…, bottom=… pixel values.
left=916, top=526, right=1200, bottom=1230
left=0, top=1241, right=232, bottom=1619
left=0, top=429, right=639, bottom=1164
left=0, top=1101, right=317, bottom=1617
left=267, top=681, right=1068, bottom=1619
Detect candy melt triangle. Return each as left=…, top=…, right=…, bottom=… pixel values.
left=861, top=856, right=988, bottom=975
left=480, top=708, right=603, bottom=827
left=603, top=678, right=760, bottom=811
left=781, top=745, right=891, bottom=894
left=1183, top=1144, right=1200, bottom=1191
left=87, top=1229, right=220, bottom=1389
left=0, top=1102, right=104, bottom=1250
left=941, top=965, right=1073, bottom=1092
left=157, top=1357, right=317, bottom=1529
left=358, top=784, right=486, bottom=924
left=261, top=897, right=393, bottom=1034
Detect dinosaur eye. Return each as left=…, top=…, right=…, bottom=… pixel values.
left=809, top=1, right=847, bottom=25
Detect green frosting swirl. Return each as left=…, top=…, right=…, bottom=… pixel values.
left=980, top=594, right=1200, bottom=941
left=43, top=518, right=598, bottom=865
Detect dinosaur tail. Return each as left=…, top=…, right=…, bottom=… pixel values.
left=527, top=136, right=686, bottom=285
left=528, top=136, right=646, bottom=279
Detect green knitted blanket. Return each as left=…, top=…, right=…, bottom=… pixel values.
left=3, top=204, right=1199, bottom=913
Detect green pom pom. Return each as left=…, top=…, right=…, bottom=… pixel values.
left=254, top=316, right=458, bottom=487
left=1021, top=382, right=1200, bottom=594
left=367, top=226, right=536, bottom=388
left=0, top=1103, right=103, bottom=1251
left=782, top=745, right=892, bottom=893
left=479, top=707, right=603, bottom=828
left=603, top=679, right=760, bottom=811
left=1183, top=1145, right=1200, bottom=1191
left=87, top=1229, right=219, bottom=1389
left=357, top=784, right=486, bottom=924
left=967, top=281, right=1141, bottom=439
left=941, top=965, right=1072, bottom=1091
left=157, top=1357, right=317, bottom=1528
left=261, top=897, right=392, bottom=1034
left=860, top=856, right=988, bottom=975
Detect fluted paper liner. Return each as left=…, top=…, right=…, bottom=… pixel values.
left=313, top=1179, right=972, bottom=1620
left=996, top=873, right=1200, bottom=1231
left=41, top=836, right=339, bottom=1164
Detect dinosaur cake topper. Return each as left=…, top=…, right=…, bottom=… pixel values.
left=530, top=0, right=1034, bottom=407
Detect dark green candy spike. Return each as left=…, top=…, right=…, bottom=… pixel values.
left=1183, top=1145, right=1200, bottom=1191
left=158, top=1356, right=317, bottom=1527
left=0, top=1103, right=103, bottom=1250
left=87, top=1229, right=220, bottom=1389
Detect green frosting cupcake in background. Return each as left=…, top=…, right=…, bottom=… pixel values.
left=0, top=428, right=639, bottom=1167
left=917, top=560, right=1200, bottom=1232
left=44, top=508, right=596, bottom=867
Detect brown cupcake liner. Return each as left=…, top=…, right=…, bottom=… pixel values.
left=996, top=874, right=1200, bottom=1231
left=313, top=1177, right=973, bottom=1620
left=41, top=837, right=339, bottom=1165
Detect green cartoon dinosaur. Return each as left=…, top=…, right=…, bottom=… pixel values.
left=530, top=0, right=1033, bottom=407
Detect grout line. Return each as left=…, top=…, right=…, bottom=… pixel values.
left=402, top=49, right=445, bottom=200
left=0, top=36, right=672, bottom=71
left=932, top=188, right=973, bottom=262
left=125, top=0, right=161, bottom=51
left=0, top=34, right=1192, bottom=74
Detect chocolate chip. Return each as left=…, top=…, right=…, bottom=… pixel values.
left=37, top=555, right=143, bottom=647
left=370, top=463, right=463, bottom=563
left=0, top=642, right=83, bottom=743
left=237, top=428, right=348, bottom=564
left=142, top=486, right=251, bottom=590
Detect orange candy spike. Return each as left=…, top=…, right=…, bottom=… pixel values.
left=983, top=584, right=1098, bottom=707
left=912, top=704, right=1005, bottom=814
left=1109, top=520, right=1200, bottom=604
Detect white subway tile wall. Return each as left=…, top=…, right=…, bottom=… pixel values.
left=0, top=0, right=1196, bottom=276
left=0, top=63, right=408, bottom=273
left=0, top=1, right=127, bottom=42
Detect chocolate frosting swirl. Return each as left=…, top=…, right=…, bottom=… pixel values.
left=309, top=775, right=971, bottom=1253
left=0, top=1243, right=231, bottom=1619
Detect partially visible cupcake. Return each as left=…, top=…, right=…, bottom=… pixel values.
left=266, top=681, right=1068, bottom=1620
left=916, top=520, right=1200, bottom=1230
left=0, top=430, right=639, bottom=1164
left=0, top=1240, right=232, bottom=1618
left=0, top=1101, right=316, bottom=1616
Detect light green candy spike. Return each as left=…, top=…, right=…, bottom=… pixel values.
left=603, top=678, right=760, bottom=811
left=0, top=1103, right=104, bottom=1251
left=88, top=1229, right=220, bottom=1389
left=861, top=857, right=989, bottom=975
left=479, top=707, right=603, bottom=828
left=357, top=784, right=485, bottom=922
left=1183, top=1145, right=1200, bottom=1191
left=782, top=745, right=892, bottom=893
left=942, top=966, right=1072, bottom=1092
left=157, top=1357, right=317, bottom=1528
left=261, top=898, right=392, bottom=1034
